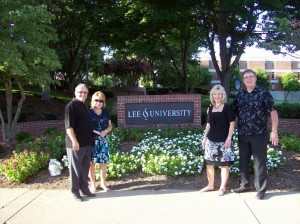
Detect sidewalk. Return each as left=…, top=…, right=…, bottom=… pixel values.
left=0, top=188, right=299, bottom=224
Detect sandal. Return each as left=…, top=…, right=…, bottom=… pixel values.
left=218, top=188, right=226, bottom=196
left=89, top=185, right=96, bottom=194
left=200, top=186, right=214, bottom=192
left=100, top=184, right=110, bottom=192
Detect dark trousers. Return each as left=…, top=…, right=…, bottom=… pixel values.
left=67, top=145, right=92, bottom=193
left=238, top=133, right=268, bottom=192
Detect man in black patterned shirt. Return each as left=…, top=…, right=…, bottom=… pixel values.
left=231, top=69, right=279, bottom=200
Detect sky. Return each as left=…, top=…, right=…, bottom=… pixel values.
left=199, top=45, right=300, bottom=61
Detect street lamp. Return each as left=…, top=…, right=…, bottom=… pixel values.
left=84, top=49, right=90, bottom=84
left=9, top=23, right=15, bottom=40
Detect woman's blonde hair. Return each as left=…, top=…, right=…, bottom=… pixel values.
left=91, top=91, right=106, bottom=108
left=209, top=84, right=227, bottom=106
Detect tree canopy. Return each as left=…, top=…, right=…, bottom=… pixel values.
left=0, top=0, right=61, bottom=145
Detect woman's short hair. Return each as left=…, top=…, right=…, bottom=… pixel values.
left=91, top=91, right=106, bottom=108
left=209, top=84, right=227, bottom=105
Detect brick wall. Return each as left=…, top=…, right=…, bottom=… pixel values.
left=0, top=117, right=299, bottom=141
left=0, top=120, right=65, bottom=140
left=268, top=118, right=300, bottom=136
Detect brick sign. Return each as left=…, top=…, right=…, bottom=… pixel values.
left=117, top=94, right=202, bottom=127
left=125, top=102, right=194, bottom=125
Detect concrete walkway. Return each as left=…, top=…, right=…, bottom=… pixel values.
left=0, top=188, right=299, bottom=224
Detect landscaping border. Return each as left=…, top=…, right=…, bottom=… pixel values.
left=0, top=118, right=299, bottom=141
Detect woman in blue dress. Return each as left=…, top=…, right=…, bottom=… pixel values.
left=89, top=91, right=112, bottom=193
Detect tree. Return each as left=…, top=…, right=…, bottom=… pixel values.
left=0, top=1, right=61, bottom=145
left=108, top=59, right=152, bottom=86
left=47, top=0, right=114, bottom=91
left=279, top=72, right=300, bottom=100
left=109, top=0, right=206, bottom=93
left=258, top=1, right=300, bottom=58
left=188, top=64, right=212, bottom=88
left=196, top=0, right=284, bottom=100
left=254, top=68, right=271, bottom=90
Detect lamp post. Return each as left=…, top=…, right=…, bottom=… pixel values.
left=9, top=23, right=15, bottom=40
left=84, top=49, right=90, bottom=84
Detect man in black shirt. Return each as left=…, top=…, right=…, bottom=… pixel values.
left=65, top=83, right=95, bottom=201
left=231, top=69, right=279, bottom=200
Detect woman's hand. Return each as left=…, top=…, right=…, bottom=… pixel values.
left=225, top=139, right=231, bottom=148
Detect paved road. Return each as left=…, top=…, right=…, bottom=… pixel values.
left=0, top=188, right=299, bottom=224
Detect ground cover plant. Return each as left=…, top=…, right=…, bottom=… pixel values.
left=0, top=126, right=293, bottom=183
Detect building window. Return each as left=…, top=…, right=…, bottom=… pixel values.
left=245, top=61, right=248, bottom=69
left=209, top=61, right=212, bottom=69
left=265, top=61, right=275, bottom=69
left=291, top=62, right=297, bottom=69
left=270, top=72, right=275, bottom=79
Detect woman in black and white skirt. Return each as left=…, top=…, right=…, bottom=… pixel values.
left=200, top=84, right=235, bottom=196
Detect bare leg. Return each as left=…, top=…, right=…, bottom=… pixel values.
left=200, top=165, right=215, bottom=192
left=218, top=166, right=229, bottom=196
left=89, top=162, right=96, bottom=193
left=100, top=164, right=109, bottom=192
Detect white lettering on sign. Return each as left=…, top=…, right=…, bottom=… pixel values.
left=127, top=110, right=141, bottom=118
left=127, top=108, right=192, bottom=121
left=125, top=102, right=194, bottom=125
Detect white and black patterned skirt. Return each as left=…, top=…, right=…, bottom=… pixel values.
left=204, top=139, right=234, bottom=166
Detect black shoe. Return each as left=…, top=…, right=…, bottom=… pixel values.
left=72, top=192, right=83, bottom=201
left=231, top=186, right=250, bottom=193
left=255, top=191, right=265, bottom=200
left=81, top=190, right=96, bottom=197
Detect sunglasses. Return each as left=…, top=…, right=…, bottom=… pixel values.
left=94, top=99, right=104, bottom=103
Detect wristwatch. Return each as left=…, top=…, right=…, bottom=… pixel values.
left=272, top=129, right=278, bottom=133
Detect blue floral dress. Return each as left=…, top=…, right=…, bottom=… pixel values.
left=89, top=109, right=111, bottom=164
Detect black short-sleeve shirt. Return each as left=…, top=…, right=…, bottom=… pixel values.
left=65, top=98, right=94, bottom=148
left=232, top=86, right=276, bottom=136
left=207, top=103, right=235, bottom=142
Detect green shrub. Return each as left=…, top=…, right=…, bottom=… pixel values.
left=280, top=135, right=300, bottom=152
left=16, top=131, right=33, bottom=143
left=276, top=102, right=300, bottom=119
left=110, top=113, right=118, bottom=126
left=124, top=126, right=155, bottom=142
left=15, top=131, right=65, bottom=159
left=0, top=150, right=49, bottom=182
left=43, top=127, right=61, bottom=136
left=102, top=90, right=114, bottom=99
left=146, top=88, right=158, bottom=95
left=0, top=144, right=5, bottom=153
left=14, top=112, right=28, bottom=122
left=194, top=87, right=209, bottom=95
left=156, top=88, right=169, bottom=95
left=171, top=87, right=180, bottom=93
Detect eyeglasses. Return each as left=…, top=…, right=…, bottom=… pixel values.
left=94, top=99, right=104, bottom=103
left=243, top=75, right=255, bottom=79
left=77, top=91, right=88, bottom=94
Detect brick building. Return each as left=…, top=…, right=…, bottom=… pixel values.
left=199, top=46, right=300, bottom=91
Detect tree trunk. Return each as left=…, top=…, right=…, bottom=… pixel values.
left=42, top=82, right=51, bottom=101
left=0, top=108, right=6, bottom=144
left=4, top=80, right=26, bottom=146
